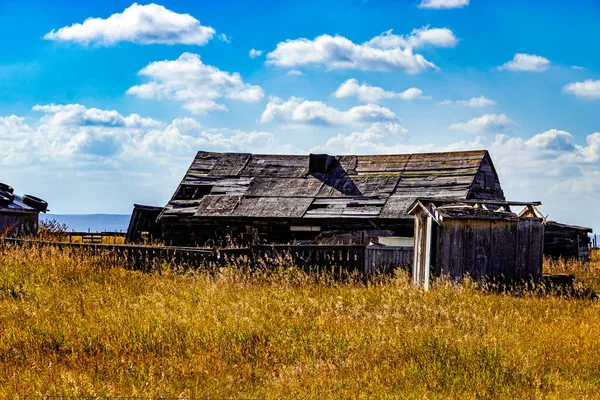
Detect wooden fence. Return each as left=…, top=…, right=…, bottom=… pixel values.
left=0, top=238, right=413, bottom=277
left=65, top=231, right=127, bottom=244
left=1, top=238, right=213, bottom=271
left=365, top=245, right=414, bottom=274
left=217, top=244, right=413, bottom=277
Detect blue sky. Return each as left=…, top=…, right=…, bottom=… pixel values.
left=1, top=0, right=599, bottom=230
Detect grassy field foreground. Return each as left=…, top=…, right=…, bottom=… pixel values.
left=1, top=245, right=600, bottom=398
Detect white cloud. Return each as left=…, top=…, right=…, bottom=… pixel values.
left=483, top=131, right=600, bottom=202
left=218, top=33, right=231, bottom=43
left=44, top=3, right=215, bottom=46
left=122, top=119, right=293, bottom=159
left=313, top=122, right=414, bottom=154
left=1, top=105, right=161, bottom=161
left=563, top=80, right=600, bottom=100
left=522, top=129, right=576, bottom=152
left=286, top=69, right=303, bottom=76
left=497, top=53, right=550, bottom=72
left=126, top=52, right=264, bottom=114
left=0, top=103, right=296, bottom=166
left=571, top=65, right=585, bottom=70
left=249, top=48, right=263, bottom=58
left=266, top=26, right=457, bottom=74
left=0, top=116, right=32, bottom=139
left=31, top=104, right=162, bottom=128
left=449, top=113, right=513, bottom=134
left=260, top=97, right=399, bottom=126
left=365, top=27, right=457, bottom=49
left=0, top=104, right=301, bottom=213
left=419, top=0, right=469, bottom=9
left=333, top=79, right=429, bottom=103
left=439, top=96, right=496, bottom=107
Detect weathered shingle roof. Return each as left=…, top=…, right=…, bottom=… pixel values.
left=161, top=150, right=503, bottom=220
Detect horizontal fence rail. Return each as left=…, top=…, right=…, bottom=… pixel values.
left=0, top=238, right=413, bottom=277
left=64, top=231, right=127, bottom=244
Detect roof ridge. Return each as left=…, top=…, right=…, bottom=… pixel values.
left=196, top=149, right=489, bottom=158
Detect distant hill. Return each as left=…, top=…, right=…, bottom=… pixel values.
left=41, top=214, right=131, bottom=232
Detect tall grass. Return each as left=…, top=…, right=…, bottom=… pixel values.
left=0, top=244, right=599, bottom=398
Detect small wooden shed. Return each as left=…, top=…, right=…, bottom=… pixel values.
left=518, top=206, right=592, bottom=261
left=544, top=222, right=592, bottom=261
left=0, top=194, right=43, bottom=237
left=409, top=199, right=545, bottom=289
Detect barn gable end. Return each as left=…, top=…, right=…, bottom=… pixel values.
left=468, top=151, right=505, bottom=200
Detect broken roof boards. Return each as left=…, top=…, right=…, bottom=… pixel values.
left=161, top=150, right=505, bottom=222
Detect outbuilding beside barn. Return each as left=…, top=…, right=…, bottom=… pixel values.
left=0, top=182, right=48, bottom=237
left=409, top=198, right=545, bottom=288
left=518, top=205, right=592, bottom=261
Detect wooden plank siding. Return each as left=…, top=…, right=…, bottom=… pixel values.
left=543, top=221, right=592, bottom=261
left=364, top=246, right=413, bottom=274
left=0, top=210, right=38, bottom=237
left=468, top=152, right=505, bottom=201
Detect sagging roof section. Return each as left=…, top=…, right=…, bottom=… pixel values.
left=161, top=150, right=505, bottom=221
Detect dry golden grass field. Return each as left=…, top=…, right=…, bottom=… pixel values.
left=0, top=244, right=599, bottom=399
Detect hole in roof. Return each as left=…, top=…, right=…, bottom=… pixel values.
left=174, top=185, right=213, bottom=200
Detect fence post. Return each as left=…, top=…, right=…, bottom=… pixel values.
left=361, top=245, right=369, bottom=285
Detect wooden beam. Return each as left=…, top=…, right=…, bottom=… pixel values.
left=415, top=197, right=541, bottom=207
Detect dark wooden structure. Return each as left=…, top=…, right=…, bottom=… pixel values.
left=0, top=194, right=40, bottom=237
left=220, top=244, right=413, bottom=275
left=410, top=199, right=545, bottom=289
left=158, top=150, right=506, bottom=246
left=126, top=204, right=164, bottom=243
left=518, top=205, right=592, bottom=261
left=543, top=221, right=591, bottom=261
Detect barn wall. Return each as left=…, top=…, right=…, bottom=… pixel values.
left=0, top=211, right=38, bottom=237
left=160, top=215, right=416, bottom=247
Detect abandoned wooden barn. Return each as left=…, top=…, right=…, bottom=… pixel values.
left=410, top=199, right=545, bottom=288
left=157, top=150, right=506, bottom=246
